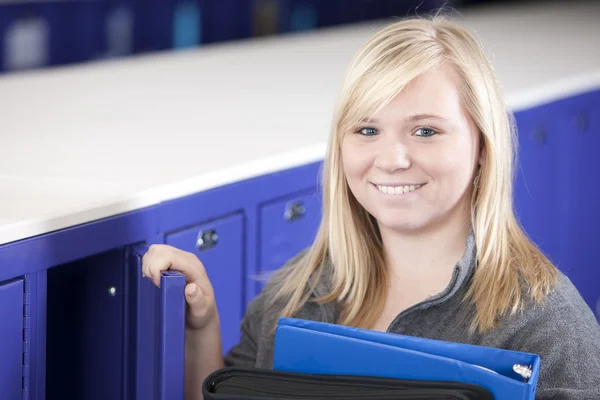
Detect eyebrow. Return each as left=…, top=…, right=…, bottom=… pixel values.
left=360, top=114, right=451, bottom=124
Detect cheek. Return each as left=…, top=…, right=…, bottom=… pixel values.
left=443, top=146, right=477, bottom=189
left=341, top=139, right=371, bottom=182
left=422, top=144, right=476, bottom=189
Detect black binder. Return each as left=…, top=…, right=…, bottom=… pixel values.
left=203, top=367, right=495, bottom=399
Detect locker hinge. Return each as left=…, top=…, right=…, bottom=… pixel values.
left=22, top=275, right=31, bottom=399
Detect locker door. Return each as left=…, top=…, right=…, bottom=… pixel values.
left=259, top=190, right=322, bottom=279
left=513, top=105, right=565, bottom=266
left=0, top=278, right=23, bottom=400
left=157, top=271, right=186, bottom=400
left=165, top=213, right=245, bottom=356
left=561, top=92, right=600, bottom=321
left=125, top=246, right=186, bottom=400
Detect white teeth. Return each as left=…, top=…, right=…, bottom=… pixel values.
left=376, top=184, right=421, bottom=195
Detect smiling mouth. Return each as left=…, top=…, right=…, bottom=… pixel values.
left=373, top=183, right=425, bottom=195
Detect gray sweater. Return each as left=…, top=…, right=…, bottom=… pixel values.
left=224, top=233, right=600, bottom=399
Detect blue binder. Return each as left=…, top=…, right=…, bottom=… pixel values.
left=273, top=318, right=540, bottom=400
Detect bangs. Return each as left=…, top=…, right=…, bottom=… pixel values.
left=336, top=44, right=445, bottom=137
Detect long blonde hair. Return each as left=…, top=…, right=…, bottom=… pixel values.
left=268, top=15, right=557, bottom=333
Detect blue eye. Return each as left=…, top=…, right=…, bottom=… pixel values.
left=356, top=127, right=378, bottom=136
left=415, top=127, right=438, bottom=137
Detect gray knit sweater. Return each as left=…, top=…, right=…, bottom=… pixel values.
left=224, top=233, right=600, bottom=399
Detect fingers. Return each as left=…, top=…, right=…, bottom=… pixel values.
left=141, top=244, right=209, bottom=288
left=141, top=245, right=169, bottom=287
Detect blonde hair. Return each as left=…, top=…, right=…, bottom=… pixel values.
left=267, top=15, right=557, bottom=333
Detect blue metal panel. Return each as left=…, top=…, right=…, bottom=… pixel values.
left=125, top=245, right=186, bottom=400
left=23, top=271, right=47, bottom=400
left=0, top=207, right=156, bottom=282
left=514, top=89, right=600, bottom=320
left=134, top=0, right=173, bottom=52
left=0, top=278, right=23, bottom=400
left=103, top=0, right=137, bottom=58
left=258, top=188, right=322, bottom=290
left=125, top=245, right=159, bottom=400
left=319, top=0, right=440, bottom=27
left=157, top=161, right=322, bottom=234
left=157, top=271, right=186, bottom=400
left=559, top=90, right=600, bottom=321
left=172, top=0, right=203, bottom=49
left=165, top=213, right=245, bottom=355
left=203, top=0, right=252, bottom=43
left=278, top=0, right=319, bottom=33
left=0, top=3, right=60, bottom=72
left=136, top=0, right=205, bottom=52
left=63, top=0, right=102, bottom=64
left=157, top=160, right=322, bottom=307
left=513, top=104, right=564, bottom=266
left=67, top=0, right=137, bottom=63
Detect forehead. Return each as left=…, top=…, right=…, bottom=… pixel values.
left=373, top=64, right=465, bottom=122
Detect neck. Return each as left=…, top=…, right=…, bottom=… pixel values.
left=379, top=213, right=471, bottom=290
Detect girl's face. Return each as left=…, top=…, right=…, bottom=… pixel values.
left=341, top=64, right=482, bottom=235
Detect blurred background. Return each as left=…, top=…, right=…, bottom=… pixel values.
left=0, top=0, right=561, bottom=75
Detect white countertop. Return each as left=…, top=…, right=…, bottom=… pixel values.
left=1, top=1, right=600, bottom=245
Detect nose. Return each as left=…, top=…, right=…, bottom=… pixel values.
left=374, top=140, right=411, bottom=173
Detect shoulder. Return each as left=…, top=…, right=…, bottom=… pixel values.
left=523, top=271, right=599, bottom=333
left=498, top=271, right=600, bottom=398
left=501, top=270, right=600, bottom=350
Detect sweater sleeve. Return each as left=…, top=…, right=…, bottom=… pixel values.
left=516, top=275, right=600, bottom=400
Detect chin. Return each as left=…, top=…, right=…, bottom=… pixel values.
left=371, top=212, right=430, bottom=234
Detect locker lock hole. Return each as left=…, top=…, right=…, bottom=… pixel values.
left=285, top=202, right=306, bottom=221
left=196, top=229, right=218, bottom=251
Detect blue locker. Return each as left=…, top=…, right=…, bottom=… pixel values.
left=102, top=0, right=137, bottom=58
left=251, top=0, right=282, bottom=36
left=0, top=2, right=60, bottom=72
left=135, top=0, right=173, bottom=52
left=165, top=213, right=245, bottom=355
left=67, top=0, right=104, bottom=63
left=560, top=91, right=600, bottom=321
left=203, top=0, right=252, bottom=43
left=0, top=0, right=136, bottom=71
left=319, top=0, right=443, bottom=28
left=172, top=0, right=202, bottom=48
left=513, top=105, right=564, bottom=267
left=136, top=0, right=204, bottom=52
left=124, top=246, right=187, bottom=400
left=45, top=251, right=125, bottom=400
left=0, top=279, right=24, bottom=400
left=258, top=189, right=322, bottom=290
left=280, top=0, right=320, bottom=32
left=251, top=0, right=327, bottom=36
left=157, top=271, right=186, bottom=400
